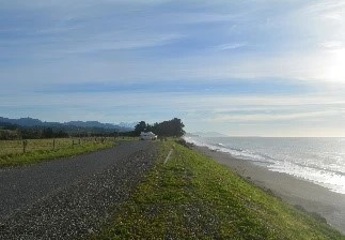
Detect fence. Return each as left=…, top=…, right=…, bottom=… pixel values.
left=0, top=137, right=115, bottom=156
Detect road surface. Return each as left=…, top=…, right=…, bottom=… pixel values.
left=0, top=141, right=156, bottom=240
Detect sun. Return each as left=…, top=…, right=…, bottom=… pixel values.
left=323, top=48, right=345, bottom=83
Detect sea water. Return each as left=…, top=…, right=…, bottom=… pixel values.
left=184, top=135, right=345, bottom=195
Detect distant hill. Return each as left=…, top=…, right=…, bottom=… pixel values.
left=66, top=121, right=118, bottom=129
left=0, top=117, right=45, bottom=127
left=190, top=132, right=229, bottom=137
left=0, top=117, right=135, bottom=132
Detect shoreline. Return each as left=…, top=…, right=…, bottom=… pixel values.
left=194, top=146, right=345, bottom=235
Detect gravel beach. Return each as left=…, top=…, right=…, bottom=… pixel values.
left=195, top=146, right=345, bottom=235
left=0, top=141, right=157, bottom=240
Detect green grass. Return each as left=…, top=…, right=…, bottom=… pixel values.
left=0, top=138, right=74, bottom=155
left=92, top=140, right=345, bottom=240
left=0, top=138, right=117, bottom=168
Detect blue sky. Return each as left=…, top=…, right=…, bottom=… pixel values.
left=1, top=0, right=345, bottom=136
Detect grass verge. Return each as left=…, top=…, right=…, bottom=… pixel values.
left=92, top=140, right=344, bottom=240
left=0, top=141, right=115, bottom=168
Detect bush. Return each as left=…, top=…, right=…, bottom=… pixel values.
left=175, top=138, right=193, bottom=149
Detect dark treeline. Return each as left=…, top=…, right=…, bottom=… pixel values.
left=0, top=118, right=185, bottom=140
left=132, top=118, right=185, bottom=137
left=0, top=123, right=119, bottom=140
left=0, top=126, right=70, bottom=140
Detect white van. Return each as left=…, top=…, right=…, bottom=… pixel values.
left=140, top=132, right=158, bottom=140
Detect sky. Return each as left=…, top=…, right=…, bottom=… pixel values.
left=1, top=0, right=345, bottom=137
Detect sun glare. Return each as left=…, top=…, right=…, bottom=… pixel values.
left=324, top=49, right=345, bottom=83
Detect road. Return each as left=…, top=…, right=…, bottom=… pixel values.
left=0, top=141, right=156, bottom=240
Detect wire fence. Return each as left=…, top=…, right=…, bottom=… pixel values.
left=0, top=137, right=116, bottom=156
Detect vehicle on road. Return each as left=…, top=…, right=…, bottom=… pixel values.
left=140, top=132, right=157, bottom=140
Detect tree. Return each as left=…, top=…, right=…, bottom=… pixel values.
left=151, top=118, right=185, bottom=137
left=157, top=118, right=185, bottom=137
left=42, top=127, right=54, bottom=138
left=129, top=118, right=185, bottom=137
left=56, top=130, right=69, bottom=138
left=0, top=129, right=20, bottom=140
left=134, top=121, right=147, bottom=136
left=170, top=118, right=185, bottom=137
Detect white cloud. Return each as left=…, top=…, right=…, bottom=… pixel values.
left=0, top=0, right=170, bottom=9
left=3, top=0, right=345, bottom=86
left=304, top=1, right=345, bottom=16
left=2, top=90, right=344, bottom=110
left=54, top=33, right=184, bottom=55
left=161, top=12, right=242, bottom=25
left=1, top=87, right=345, bottom=136
left=323, top=12, right=343, bottom=21
left=215, top=42, right=247, bottom=50
left=211, top=110, right=338, bottom=123
left=3, top=47, right=345, bottom=91
left=320, top=41, right=343, bottom=49
left=2, top=0, right=345, bottom=136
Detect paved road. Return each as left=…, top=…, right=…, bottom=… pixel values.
left=0, top=141, right=156, bottom=240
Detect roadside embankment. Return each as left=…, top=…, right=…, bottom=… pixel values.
left=196, top=146, right=345, bottom=235
left=93, top=140, right=344, bottom=239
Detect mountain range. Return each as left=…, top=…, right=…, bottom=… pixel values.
left=0, top=117, right=136, bottom=132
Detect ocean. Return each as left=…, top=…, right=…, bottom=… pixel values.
left=184, top=136, right=345, bottom=195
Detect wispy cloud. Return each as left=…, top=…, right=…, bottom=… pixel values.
left=215, top=42, right=247, bottom=51
left=320, top=41, right=343, bottom=49
left=305, top=1, right=345, bottom=17
left=1, top=0, right=345, bottom=136
left=60, top=33, right=184, bottom=55
left=211, top=110, right=338, bottom=123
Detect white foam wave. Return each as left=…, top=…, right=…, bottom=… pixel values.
left=184, top=136, right=345, bottom=195
left=268, top=161, right=345, bottom=195
left=184, top=136, right=274, bottom=165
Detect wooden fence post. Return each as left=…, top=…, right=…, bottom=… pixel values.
left=23, top=140, right=28, bottom=153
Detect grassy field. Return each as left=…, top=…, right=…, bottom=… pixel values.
left=0, top=137, right=122, bottom=168
left=92, top=140, right=344, bottom=240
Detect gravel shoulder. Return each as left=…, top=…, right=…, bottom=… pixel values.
left=0, top=140, right=157, bottom=240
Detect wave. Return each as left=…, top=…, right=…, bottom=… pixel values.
left=184, top=136, right=275, bottom=165
left=269, top=161, right=345, bottom=195
left=184, top=136, right=345, bottom=195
